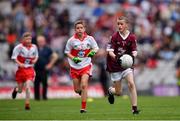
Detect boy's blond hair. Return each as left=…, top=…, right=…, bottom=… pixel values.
left=118, top=16, right=129, bottom=24
left=74, top=20, right=86, bottom=28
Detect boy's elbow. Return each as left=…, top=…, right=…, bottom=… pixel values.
left=51, top=52, right=59, bottom=60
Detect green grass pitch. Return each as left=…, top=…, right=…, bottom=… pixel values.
left=0, top=96, right=180, bottom=120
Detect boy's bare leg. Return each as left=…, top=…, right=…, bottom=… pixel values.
left=73, top=78, right=81, bottom=95
left=125, top=73, right=140, bottom=114
left=108, top=81, right=122, bottom=104
left=25, top=80, right=31, bottom=110
left=80, top=74, right=89, bottom=113
left=12, top=83, right=23, bottom=99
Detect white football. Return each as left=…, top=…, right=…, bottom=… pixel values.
left=120, top=54, right=133, bottom=68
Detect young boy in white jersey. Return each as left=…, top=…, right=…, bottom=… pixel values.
left=11, top=32, right=38, bottom=110
left=106, top=16, right=140, bottom=114
left=64, top=20, right=99, bottom=113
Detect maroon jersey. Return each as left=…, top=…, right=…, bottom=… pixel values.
left=106, top=31, right=137, bottom=72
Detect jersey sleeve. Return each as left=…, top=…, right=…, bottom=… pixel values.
left=129, top=34, right=137, bottom=57
left=89, top=36, right=99, bottom=51
left=11, top=45, right=20, bottom=60
left=106, top=36, right=115, bottom=52
left=130, top=34, right=137, bottom=52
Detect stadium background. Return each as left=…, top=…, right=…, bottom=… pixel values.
left=0, top=0, right=179, bottom=99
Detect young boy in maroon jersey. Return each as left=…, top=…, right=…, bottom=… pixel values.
left=64, top=20, right=99, bottom=113
left=106, top=16, right=140, bottom=114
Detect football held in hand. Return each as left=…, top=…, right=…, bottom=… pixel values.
left=120, top=54, right=133, bottom=69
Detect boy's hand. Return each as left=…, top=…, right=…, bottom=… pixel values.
left=115, top=55, right=122, bottom=65
left=30, top=59, right=36, bottom=64
left=45, top=63, right=53, bottom=70
left=87, top=50, right=96, bottom=57
left=72, top=57, right=82, bottom=64
left=19, top=63, right=25, bottom=68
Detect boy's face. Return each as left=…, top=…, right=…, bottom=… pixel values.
left=75, top=24, right=85, bottom=35
left=23, top=36, right=32, bottom=45
left=117, top=19, right=128, bottom=33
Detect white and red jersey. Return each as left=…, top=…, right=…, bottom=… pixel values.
left=64, top=33, right=99, bottom=69
left=11, top=43, right=39, bottom=68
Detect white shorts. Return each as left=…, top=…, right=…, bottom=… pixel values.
left=110, top=68, right=133, bottom=82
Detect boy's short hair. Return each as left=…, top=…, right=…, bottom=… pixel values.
left=118, top=16, right=129, bottom=24
left=74, top=20, right=86, bottom=28
left=22, top=32, right=32, bottom=40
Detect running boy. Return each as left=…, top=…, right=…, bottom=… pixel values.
left=11, top=32, right=38, bottom=110
left=106, top=16, right=140, bottom=114
left=64, top=20, right=99, bottom=113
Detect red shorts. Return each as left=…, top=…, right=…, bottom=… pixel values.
left=15, top=67, right=35, bottom=84
left=70, top=64, right=92, bottom=79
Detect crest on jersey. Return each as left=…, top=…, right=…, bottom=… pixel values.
left=118, top=47, right=125, bottom=55
left=78, top=50, right=85, bottom=57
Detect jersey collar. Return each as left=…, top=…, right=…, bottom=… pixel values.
left=74, top=32, right=87, bottom=41
left=119, top=30, right=130, bottom=40
left=22, top=42, right=32, bottom=49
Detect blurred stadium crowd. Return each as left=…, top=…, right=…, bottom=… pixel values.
left=0, top=0, right=179, bottom=95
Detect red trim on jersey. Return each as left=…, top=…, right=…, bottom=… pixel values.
left=70, top=49, right=91, bottom=57
left=84, top=49, right=91, bottom=56
left=17, top=55, right=35, bottom=64
left=22, top=42, right=32, bottom=50
left=74, top=32, right=87, bottom=41
left=70, top=49, right=79, bottom=57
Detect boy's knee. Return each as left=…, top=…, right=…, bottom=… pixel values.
left=81, top=85, right=87, bottom=90
left=128, top=82, right=135, bottom=89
